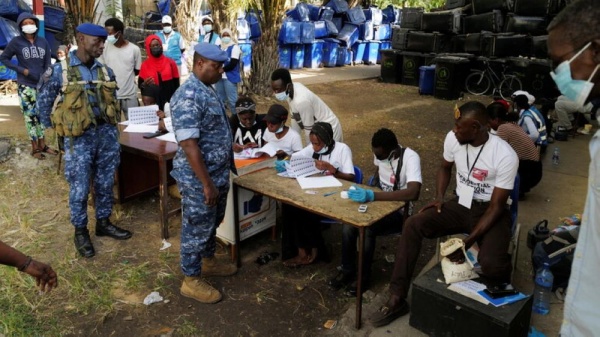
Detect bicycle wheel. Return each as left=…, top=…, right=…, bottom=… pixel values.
left=499, top=76, right=522, bottom=100
left=465, top=71, right=491, bottom=96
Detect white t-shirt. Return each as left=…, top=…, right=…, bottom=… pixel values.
left=100, top=41, right=141, bottom=100
left=287, top=82, right=343, bottom=143
left=443, top=131, right=518, bottom=201
left=221, top=44, right=241, bottom=79
left=294, top=141, right=354, bottom=175
left=263, top=127, right=303, bottom=156
left=374, top=146, right=422, bottom=192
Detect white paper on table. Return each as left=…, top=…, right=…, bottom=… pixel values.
left=119, top=120, right=129, bottom=125
left=163, top=117, right=173, bottom=133
left=234, top=142, right=280, bottom=159
left=296, top=175, right=342, bottom=189
left=288, top=155, right=321, bottom=178
left=128, top=105, right=159, bottom=125
left=156, top=132, right=177, bottom=143
left=124, top=124, right=160, bottom=133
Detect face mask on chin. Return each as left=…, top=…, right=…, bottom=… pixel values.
left=58, top=56, right=66, bottom=61
left=275, top=125, right=284, bottom=134
left=21, top=24, right=37, bottom=35
left=551, top=41, right=600, bottom=107
left=316, top=146, right=329, bottom=154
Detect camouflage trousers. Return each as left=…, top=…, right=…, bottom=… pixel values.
left=179, top=183, right=229, bottom=276
left=17, top=84, right=45, bottom=141
left=64, top=124, right=120, bottom=228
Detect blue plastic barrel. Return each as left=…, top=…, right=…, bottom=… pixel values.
left=322, top=38, right=339, bottom=67
left=291, top=44, right=305, bottom=69
left=419, top=65, right=436, bottom=95
left=352, top=40, right=366, bottom=64
left=336, top=46, right=347, bottom=67
left=363, top=41, right=381, bottom=65
left=337, top=24, right=359, bottom=47
left=279, top=21, right=301, bottom=44
left=279, top=45, right=292, bottom=69
left=0, top=16, right=19, bottom=49
left=304, top=40, right=324, bottom=68
left=300, top=22, right=315, bottom=44
left=238, top=40, right=252, bottom=74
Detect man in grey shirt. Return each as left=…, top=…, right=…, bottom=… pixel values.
left=101, top=18, right=141, bottom=120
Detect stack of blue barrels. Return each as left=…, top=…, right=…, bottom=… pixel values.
left=42, top=3, right=66, bottom=58
left=278, top=0, right=396, bottom=69
left=236, top=11, right=262, bottom=75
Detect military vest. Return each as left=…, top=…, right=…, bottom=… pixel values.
left=51, top=58, right=119, bottom=137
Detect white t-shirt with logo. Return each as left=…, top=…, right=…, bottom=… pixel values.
left=263, top=127, right=303, bottom=156
left=287, top=82, right=343, bottom=143
left=374, top=146, right=422, bottom=192
left=294, top=141, right=354, bottom=175
left=443, top=131, right=518, bottom=202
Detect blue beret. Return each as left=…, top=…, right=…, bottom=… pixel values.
left=194, top=42, right=228, bottom=62
left=76, top=23, right=107, bottom=38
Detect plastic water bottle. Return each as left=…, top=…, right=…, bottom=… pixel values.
left=552, top=147, right=560, bottom=165
left=533, top=262, right=554, bottom=315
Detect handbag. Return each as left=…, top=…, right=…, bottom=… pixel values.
left=440, top=238, right=479, bottom=284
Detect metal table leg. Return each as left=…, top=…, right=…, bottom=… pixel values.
left=233, top=183, right=241, bottom=267
left=355, top=226, right=365, bottom=329
left=158, top=156, right=169, bottom=239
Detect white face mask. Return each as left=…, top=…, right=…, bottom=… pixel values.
left=316, top=146, right=329, bottom=154
left=163, top=26, right=172, bottom=34
left=22, top=24, right=37, bottom=35
left=550, top=42, right=600, bottom=107
left=275, top=125, right=284, bottom=134
left=222, top=37, right=231, bottom=44
left=203, top=24, right=213, bottom=33
left=106, top=34, right=118, bottom=45
left=58, top=56, right=66, bottom=61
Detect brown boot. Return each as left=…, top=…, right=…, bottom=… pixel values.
left=201, top=256, right=238, bottom=277
left=180, top=276, right=222, bottom=304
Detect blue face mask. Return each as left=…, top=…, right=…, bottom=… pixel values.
left=275, top=125, right=284, bottom=134
left=551, top=42, right=600, bottom=107
left=275, top=91, right=288, bottom=101
left=222, top=37, right=231, bottom=44
left=316, top=146, right=329, bottom=154
left=106, top=34, right=118, bottom=45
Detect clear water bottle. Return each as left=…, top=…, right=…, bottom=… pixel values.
left=552, top=147, right=560, bottom=165
left=533, top=262, right=554, bottom=315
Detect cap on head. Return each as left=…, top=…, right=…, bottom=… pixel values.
left=512, top=90, right=535, bottom=105
left=235, top=97, right=256, bottom=114
left=202, top=16, right=214, bottom=24
left=194, top=42, right=228, bottom=62
left=76, top=23, right=108, bottom=38
left=162, top=15, right=172, bottom=25
left=265, top=104, right=288, bottom=124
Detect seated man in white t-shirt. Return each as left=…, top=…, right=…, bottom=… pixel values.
left=369, top=101, right=518, bottom=327
left=328, top=128, right=422, bottom=297
left=270, top=68, right=343, bottom=143
left=282, top=122, right=354, bottom=267
left=262, top=104, right=303, bottom=160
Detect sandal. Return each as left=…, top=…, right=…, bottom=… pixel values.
left=31, top=149, right=46, bottom=160
left=41, top=145, right=59, bottom=155
left=283, top=254, right=314, bottom=268
left=369, top=300, right=410, bottom=327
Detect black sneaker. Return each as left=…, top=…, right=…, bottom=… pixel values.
left=327, top=271, right=354, bottom=290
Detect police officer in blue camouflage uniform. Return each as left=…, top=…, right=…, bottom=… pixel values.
left=171, top=43, right=238, bottom=304
left=37, top=23, right=132, bottom=258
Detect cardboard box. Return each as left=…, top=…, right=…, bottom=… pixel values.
left=217, top=156, right=277, bottom=244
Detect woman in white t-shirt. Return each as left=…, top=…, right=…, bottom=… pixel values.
left=262, top=104, right=303, bottom=160
left=282, top=122, right=355, bottom=268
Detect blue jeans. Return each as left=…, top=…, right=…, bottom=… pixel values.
left=215, top=78, right=238, bottom=115
left=341, top=210, right=404, bottom=282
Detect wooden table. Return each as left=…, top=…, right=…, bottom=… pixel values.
left=117, top=127, right=179, bottom=239
left=233, top=168, right=404, bottom=329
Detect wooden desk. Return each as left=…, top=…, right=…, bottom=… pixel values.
left=117, top=127, right=179, bottom=239
left=233, top=168, right=404, bottom=329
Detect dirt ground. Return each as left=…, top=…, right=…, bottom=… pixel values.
left=0, top=78, right=479, bottom=336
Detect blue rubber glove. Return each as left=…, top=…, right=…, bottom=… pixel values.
left=347, top=185, right=375, bottom=203
left=275, top=160, right=289, bottom=173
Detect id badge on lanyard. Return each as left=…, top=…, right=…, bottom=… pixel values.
left=458, top=143, right=485, bottom=209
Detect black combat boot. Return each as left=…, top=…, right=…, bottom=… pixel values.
left=74, top=227, right=95, bottom=258
left=95, top=218, right=132, bottom=240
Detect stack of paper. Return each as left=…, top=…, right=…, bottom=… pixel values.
left=234, top=142, right=279, bottom=159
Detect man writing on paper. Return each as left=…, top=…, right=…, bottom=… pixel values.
left=369, top=102, right=518, bottom=327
